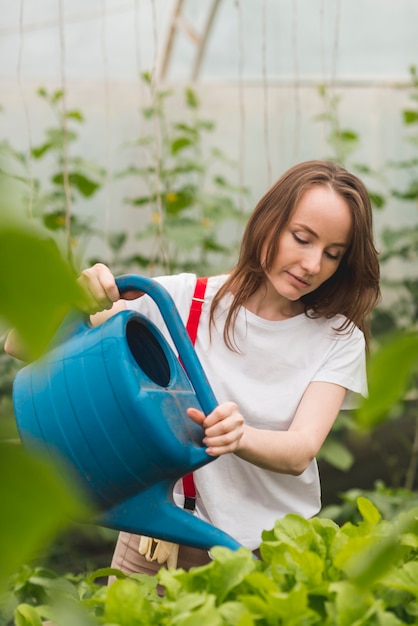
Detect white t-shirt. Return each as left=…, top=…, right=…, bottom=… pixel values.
left=126, top=273, right=367, bottom=549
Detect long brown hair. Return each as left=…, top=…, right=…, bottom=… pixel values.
left=210, top=160, right=381, bottom=350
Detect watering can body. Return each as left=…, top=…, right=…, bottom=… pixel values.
left=12, top=275, right=242, bottom=552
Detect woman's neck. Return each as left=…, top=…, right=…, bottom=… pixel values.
left=244, top=284, right=304, bottom=321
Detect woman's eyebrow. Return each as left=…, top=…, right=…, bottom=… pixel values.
left=293, top=223, right=349, bottom=248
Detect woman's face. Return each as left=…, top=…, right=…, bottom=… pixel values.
left=264, top=185, right=353, bottom=302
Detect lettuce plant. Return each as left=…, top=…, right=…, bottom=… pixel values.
left=4, top=497, right=417, bottom=625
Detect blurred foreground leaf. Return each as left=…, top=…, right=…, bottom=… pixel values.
left=355, top=332, right=418, bottom=428
left=0, top=163, right=86, bottom=359
left=0, top=223, right=84, bottom=359
left=0, top=443, right=88, bottom=592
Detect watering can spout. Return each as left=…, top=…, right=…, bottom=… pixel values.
left=99, top=479, right=242, bottom=552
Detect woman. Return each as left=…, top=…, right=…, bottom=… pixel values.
left=6, top=160, right=381, bottom=575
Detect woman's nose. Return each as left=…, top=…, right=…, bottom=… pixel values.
left=301, top=248, right=322, bottom=275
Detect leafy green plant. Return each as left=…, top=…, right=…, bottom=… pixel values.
left=0, top=88, right=107, bottom=268
left=321, top=481, right=418, bottom=525
left=111, top=74, right=247, bottom=276
left=379, top=65, right=418, bottom=331
left=315, top=72, right=418, bottom=486
left=3, top=498, right=417, bottom=625
left=35, top=87, right=108, bottom=267
left=315, top=84, right=386, bottom=210
left=353, top=67, right=418, bottom=490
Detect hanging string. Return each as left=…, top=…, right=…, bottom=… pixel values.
left=235, top=0, right=246, bottom=214
left=58, top=0, right=73, bottom=263
left=291, top=0, right=301, bottom=163
left=149, top=0, right=170, bottom=273
left=100, top=0, right=112, bottom=264
left=134, top=0, right=144, bottom=91
left=331, top=0, right=341, bottom=88
left=261, top=0, right=272, bottom=186
left=17, top=0, right=34, bottom=219
left=318, top=0, right=328, bottom=155
left=330, top=0, right=341, bottom=161
left=1, top=4, right=134, bottom=36
left=134, top=0, right=152, bottom=225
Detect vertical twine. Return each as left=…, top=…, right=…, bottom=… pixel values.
left=235, top=0, right=245, bottom=213
left=331, top=0, right=341, bottom=161
left=261, top=0, right=272, bottom=186
left=134, top=0, right=151, bottom=221
left=101, top=0, right=112, bottom=263
left=58, top=0, right=73, bottom=262
left=150, top=0, right=170, bottom=272
left=17, top=0, right=34, bottom=219
left=319, top=0, right=328, bottom=154
left=134, top=0, right=144, bottom=88
left=331, top=0, right=341, bottom=88
left=291, top=0, right=301, bottom=163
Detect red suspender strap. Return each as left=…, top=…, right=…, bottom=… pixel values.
left=182, top=277, right=208, bottom=511
left=185, top=277, right=208, bottom=345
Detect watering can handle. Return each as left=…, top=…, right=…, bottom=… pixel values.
left=116, top=274, right=218, bottom=417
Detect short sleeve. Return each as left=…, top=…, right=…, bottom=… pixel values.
left=312, top=326, right=367, bottom=410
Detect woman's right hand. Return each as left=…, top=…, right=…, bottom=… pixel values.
left=77, top=263, right=144, bottom=315
left=77, top=263, right=120, bottom=314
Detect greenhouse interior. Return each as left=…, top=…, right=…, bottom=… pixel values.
left=1, top=1, right=418, bottom=624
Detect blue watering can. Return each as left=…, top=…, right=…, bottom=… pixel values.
left=12, top=275, right=242, bottom=552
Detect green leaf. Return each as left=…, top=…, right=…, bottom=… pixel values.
left=127, top=194, right=156, bottom=206
left=51, top=172, right=100, bottom=197
left=369, top=192, right=386, bottom=209
left=14, top=603, right=43, bottom=626
left=318, top=438, right=354, bottom=470
left=357, top=497, right=381, bottom=526
left=171, top=137, right=194, bottom=154
left=104, top=579, right=157, bottom=624
left=0, top=223, right=85, bottom=359
left=37, top=86, right=48, bottom=98
left=31, top=142, right=53, bottom=159
left=355, top=333, right=418, bottom=428
left=0, top=443, right=87, bottom=592
left=218, top=602, right=253, bottom=626
left=340, top=130, right=358, bottom=141
left=185, top=86, right=199, bottom=109
left=51, top=89, right=64, bottom=104
left=173, top=547, right=257, bottom=603
left=403, top=109, right=418, bottom=124
left=164, top=187, right=196, bottom=215
left=241, top=585, right=318, bottom=625
left=327, top=581, right=376, bottom=626
left=339, top=504, right=418, bottom=588
left=344, top=532, right=401, bottom=587
left=269, top=514, right=319, bottom=551
left=141, top=70, right=152, bottom=84
left=173, top=122, right=199, bottom=137
left=65, top=109, right=84, bottom=123
left=380, top=561, right=418, bottom=596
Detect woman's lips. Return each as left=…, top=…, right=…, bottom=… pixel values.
left=286, top=271, right=311, bottom=289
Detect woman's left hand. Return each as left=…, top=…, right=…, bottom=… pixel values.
left=187, top=402, right=245, bottom=456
